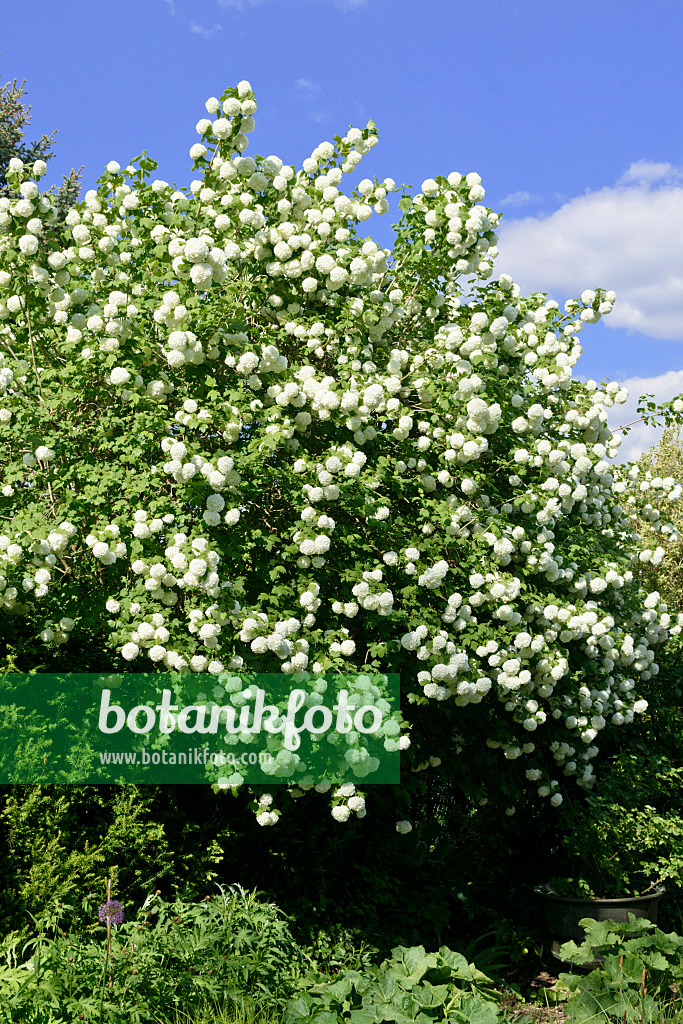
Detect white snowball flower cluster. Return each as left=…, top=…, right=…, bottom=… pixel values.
left=255, top=791, right=278, bottom=825
left=417, top=560, right=449, bottom=589
left=330, top=782, right=367, bottom=821
left=86, top=525, right=127, bottom=566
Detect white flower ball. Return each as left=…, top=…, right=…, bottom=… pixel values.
left=212, top=118, right=233, bottom=140
left=256, top=811, right=277, bottom=826
left=19, top=234, right=39, bottom=255
left=184, top=238, right=210, bottom=263
left=110, top=367, right=131, bottom=385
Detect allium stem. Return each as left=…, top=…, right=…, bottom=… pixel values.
left=98, top=876, right=114, bottom=1023
left=107, top=877, right=112, bottom=991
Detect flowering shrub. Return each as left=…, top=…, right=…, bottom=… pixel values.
left=633, top=425, right=683, bottom=610
left=1, top=79, right=682, bottom=826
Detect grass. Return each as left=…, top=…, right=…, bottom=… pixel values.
left=154, top=998, right=286, bottom=1024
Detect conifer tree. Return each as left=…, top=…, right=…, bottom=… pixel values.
left=0, top=61, right=82, bottom=224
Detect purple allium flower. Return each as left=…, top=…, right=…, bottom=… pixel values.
left=98, top=899, right=124, bottom=925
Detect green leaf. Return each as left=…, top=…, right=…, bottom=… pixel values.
left=349, top=1009, right=380, bottom=1024
left=449, top=994, right=501, bottom=1024
left=387, top=947, right=438, bottom=986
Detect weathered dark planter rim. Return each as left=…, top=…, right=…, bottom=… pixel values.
left=534, top=882, right=667, bottom=906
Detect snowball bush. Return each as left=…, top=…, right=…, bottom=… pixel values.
left=1, top=82, right=682, bottom=824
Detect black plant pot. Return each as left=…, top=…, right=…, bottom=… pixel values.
left=534, top=883, right=666, bottom=966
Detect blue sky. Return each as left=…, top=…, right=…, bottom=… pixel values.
left=3, top=0, right=682, bottom=460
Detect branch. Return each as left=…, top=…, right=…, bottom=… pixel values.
left=22, top=269, right=46, bottom=403
left=612, top=416, right=646, bottom=434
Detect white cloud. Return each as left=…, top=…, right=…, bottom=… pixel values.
left=295, top=78, right=321, bottom=95
left=219, top=0, right=367, bottom=9
left=161, top=0, right=176, bottom=13
left=617, top=160, right=682, bottom=186
left=499, top=190, right=534, bottom=207
left=606, top=369, right=683, bottom=464
left=496, top=161, right=683, bottom=341
left=218, top=0, right=261, bottom=8
left=190, top=21, right=222, bottom=36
